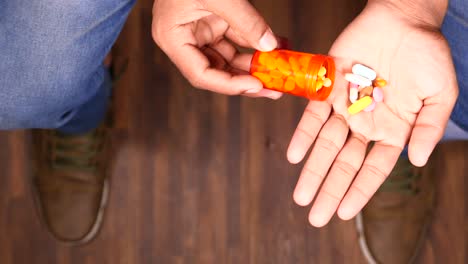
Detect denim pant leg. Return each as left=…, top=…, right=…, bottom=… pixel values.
left=442, top=0, right=468, bottom=133
left=0, top=0, right=135, bottom=133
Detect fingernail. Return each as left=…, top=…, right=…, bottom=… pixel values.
left=245, top=88, right=262, bottom=94
left=261, top=90, right=283, bottom=100
left=259, top=29, right=277, bottom=52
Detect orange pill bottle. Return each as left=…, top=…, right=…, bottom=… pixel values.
left=250, top=50, right=335, bottom=101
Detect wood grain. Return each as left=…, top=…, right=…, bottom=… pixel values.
left=0, top=0, right=466, bottom=263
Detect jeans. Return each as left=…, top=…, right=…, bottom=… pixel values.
left=442, top=0, right=468, bottom=133
left=0, top=0, right=135, bottom=134
left=0, top=0, right=466, bottom=135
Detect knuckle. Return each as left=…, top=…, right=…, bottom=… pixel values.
left=303, top=108, right=325, bottom=124
left=316, top=137, right=340, bottom=154
left=333, top=160, right=358, bottom=179
left=362, top=163, right=387, bottom=182
left=351, top=184, right=371, bottom=200
left=303, top=166, right=326, bottom=182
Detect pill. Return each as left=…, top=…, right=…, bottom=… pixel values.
left=349, top=87, right=359, bottom=103
left=258, top=53, right=270, bottom=66
left=276, top=57, right=291, bottom=71
left=299, top=56, right=311, bottom=67
left=295, top=74, right=306, bottom=88
left=348, top=96, right=373, bottom=115
left=270, top=70, right=283, bottom=79
left=289, top=56, right=301, bottom=72
left=373, top=87, right=384, bottom=102
left=352, top=64, right=377, bottom=81
left=345, top=73, right=372, bottom=87
left=359, top=86, right=374, bottom=99
left=363, top=99, right=376, bottom=112
left=272, top=78, right=284, bottom=89
left=252, top=72, right=272, bottom=83
left=318, top=66, right=327, bottom=77
left=265, top=81, right=275, bottom=89
left=315, top=79, right=323, bottom=91
left=284, top=77, right=296, bottom=91
left=374, top=77, right=387, bottom=87
left=323, top=78, right=332, bottom=87
left=265, top=56, right=277, bottom=70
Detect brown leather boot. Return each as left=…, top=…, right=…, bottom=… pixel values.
left=356, top=156, right=435, bottom=264
left=30, top=110, right=113, bottom=245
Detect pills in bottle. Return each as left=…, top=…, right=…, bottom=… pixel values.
left=250, top=50, right=335, bottom=101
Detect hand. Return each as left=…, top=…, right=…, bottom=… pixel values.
left=287, top=1, right=458, bottom=226
left=152, top=0, right=282, bottom=99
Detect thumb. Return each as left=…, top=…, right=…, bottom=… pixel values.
left=206, top=0, right=277, bottom=51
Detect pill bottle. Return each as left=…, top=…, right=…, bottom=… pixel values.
left=250, top=50, right=335, bottom=101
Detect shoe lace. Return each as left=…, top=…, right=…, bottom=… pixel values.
left=50, top=129, right=106, bottom=172
left=379, top=158, right=421, bottom=195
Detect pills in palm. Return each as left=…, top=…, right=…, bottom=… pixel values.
left=345, top=73, right=372, bottom=87
left=373, top=87, right=384, bottom=102
left=347, top=64, right=387, bottom=115
left=352, top=64, right=377, bottom=81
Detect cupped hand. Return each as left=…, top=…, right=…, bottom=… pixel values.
left=287, top=1, right=458, bottom=226
left=152, top=0, right=282, bottom=99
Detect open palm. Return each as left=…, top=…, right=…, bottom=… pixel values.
left=287, top=3, right=458, bottom=227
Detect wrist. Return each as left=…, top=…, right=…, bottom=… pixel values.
left=368, top=0, right=448, bottom=29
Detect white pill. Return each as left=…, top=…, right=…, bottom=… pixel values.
left=345, top=73, right=372, bottom=87
left=352, top=64, right=377, bottom=81
left=349, top=87, right=358, bottom=103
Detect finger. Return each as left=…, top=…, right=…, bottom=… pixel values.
left=206, top=0, right=277, bottom=51
left=293, top=114, right=349, bottom=206
left=208, top=48, right=281, bottom=100
left=225, top=28, right=250, bottom=48
left=209, top=39, right=238, bottom=62
left=287, top=101, right=332, bottom=164
left=165, top=28, right=262, bottom=95
left=337, top=142, right=402, bottom=220
left=408, top=94, right=457, bottom=167
left=242, top=89, right=283, bottom=100
left=193, top=15, right=229, bottom=47
left=308, top=134, right=367, bottom=227
left=230, top=53, right=254, bottom=72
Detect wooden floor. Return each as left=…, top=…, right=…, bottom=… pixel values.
left=0, top=0, right=466, bottom=263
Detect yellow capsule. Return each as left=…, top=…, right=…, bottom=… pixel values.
left=276, top=57, right=291, bottom=72
left=317, top=66, right=327, bottom=77
left=295, top=72, right=306, bottom=89
left=269, top=70, right=283, bottom=79
left=315, top=79, right=324, bottom=92
left=289, top=56, right=301, bottom=72
left=284, top=77, right=296, bottom=91
left=348, top=96, right=373, bottom=115
left=272, top=78, right=284, bottom=89
left=279, top=67, right=292, bottom=76
left=252, top=72, right=272, bottom=84
left=265, top=81, right=275, bottom=89
left=299, top=56, right=311, bottom=68
left=323, top=78, right=332, bottom=87
left=258, top=53, right=270, bottom=66
left=265, top=56, right=277, bottom=70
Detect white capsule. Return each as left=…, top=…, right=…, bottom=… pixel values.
left=349, top=87, right=358, bottom=103
left=345, top=73, right=372, bottom=87
left=352, top=64, right=377, bottom=81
